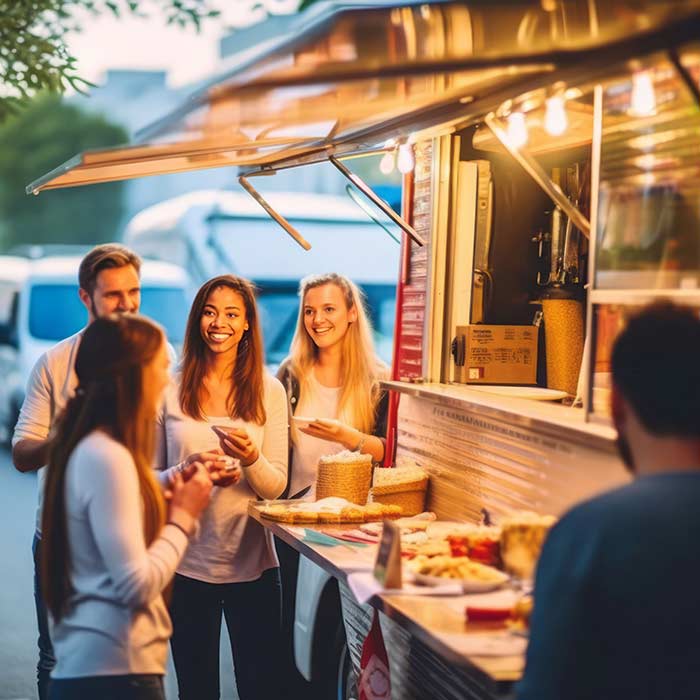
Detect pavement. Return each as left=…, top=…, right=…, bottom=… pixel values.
left=0, top=448, right=237, bottom=700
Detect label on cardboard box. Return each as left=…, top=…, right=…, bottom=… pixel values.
left=455, top=325, right=537, bottom=385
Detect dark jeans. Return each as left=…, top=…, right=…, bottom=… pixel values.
left=48, top=674, right=164, bottom=700
left=33, top=533, right=56, bottom=700
left=170, top=568, right=282, bottom=700
left=274, top=537, right=311, bottom=698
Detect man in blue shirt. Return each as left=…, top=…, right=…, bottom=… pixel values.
left=518, top=302, right=700, bottom=700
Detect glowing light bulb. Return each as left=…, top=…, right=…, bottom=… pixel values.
left=630, top=72, right=656, bottom=116
left=397, top=143, right=415, bottom=174
left=506, top=111, right=528, bottom=148
left=544, top=96, right=568, bottom=136
left=379, top=150, right=395, bottom=175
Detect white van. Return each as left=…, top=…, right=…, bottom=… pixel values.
left=0, top=255, right=191, bottom=440
left=0, top=257, right=32, bottom=441
left=123, top=189, right=401, bottom=368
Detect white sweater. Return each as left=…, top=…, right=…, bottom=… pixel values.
left=156, top=372, right=288, bottom=583
left=13, top=331, right=82, bottom=535
left=51, top=431, right=193, bottom=679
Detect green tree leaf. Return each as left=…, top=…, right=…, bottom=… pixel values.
left=0, top=0, right=219, bottom=121
left=0, top=93, right=128, bottom=249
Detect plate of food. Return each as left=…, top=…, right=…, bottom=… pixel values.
left=410, top=555, right=509, bottom=593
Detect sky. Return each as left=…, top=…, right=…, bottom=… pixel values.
left=67, top=13, right=222, bottom=87
left=66, top=1, right=303, bottom=88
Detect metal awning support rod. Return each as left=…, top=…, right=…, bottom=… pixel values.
left=484, top=113, right=591, bottom=239
left=329, top=156, right=425, bottom=247
left=238, top=175, right=312, bottom=251
left=669, top=49, right=700, bottom=109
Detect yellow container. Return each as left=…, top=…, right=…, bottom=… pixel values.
left=316, top=451, right=373, bottom=505
left=370, top=467, right=429, bottom=516
left=542, top=297, right=584, bottom=396
left=371, top=490, right=426, bottom=517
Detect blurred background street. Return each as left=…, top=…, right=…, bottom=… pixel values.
left=0, top=449, right=36, bottom=700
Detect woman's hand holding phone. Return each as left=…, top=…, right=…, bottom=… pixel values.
left=212, top=425, right=259, bottom=467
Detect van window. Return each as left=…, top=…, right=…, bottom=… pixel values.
left=138, top=288, right=187, bottom=344
left=0, top=283, right=17, bottom=323
left=258, top=284, right=396, bottom=369
left=258, top=291, right=299, bottom=367
left=28, top=284, right=187, bottom=343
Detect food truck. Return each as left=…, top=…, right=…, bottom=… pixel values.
left=28, top=1, right=700, bottom=697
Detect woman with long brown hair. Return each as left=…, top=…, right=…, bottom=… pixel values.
left=156, top=274, right=288, bottom=700
left=40, top=314, right=212, bottom=700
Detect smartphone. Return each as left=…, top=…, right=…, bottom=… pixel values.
left=211, top=425, right=230, bottom=441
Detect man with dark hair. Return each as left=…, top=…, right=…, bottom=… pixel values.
left=518, top=302, right=700, bottom=700
left=12, top=243, right=142, bottom=700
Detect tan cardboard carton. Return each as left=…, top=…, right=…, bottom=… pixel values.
left=454, top=325, right=538, bottom=385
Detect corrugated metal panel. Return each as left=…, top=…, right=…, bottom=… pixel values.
left=339, top=583, right=512, bottom=700
left=396, top=394, right=628, bottom=521
left=396, top=140, right=433, bottom=380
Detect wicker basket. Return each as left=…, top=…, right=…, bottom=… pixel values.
left=370, top=467, right=429, bottom=516
left=371, top=489, right=426, bottom=517
left=315, top=451, right=373, bottom=505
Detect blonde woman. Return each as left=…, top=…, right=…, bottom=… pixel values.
left=40, top=315, right=212, bottom=700
left=275, top=272, right=389, bottom=692
left=277, top=272, right=389, bottom=498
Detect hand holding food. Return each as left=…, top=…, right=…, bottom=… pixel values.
left=205, top=455, right=242, bottom=487
left=180, top=448, right=226, bottom=481
left=168, top=462, right=213, bottom=520
left=212, top=425, right=259, bottom=466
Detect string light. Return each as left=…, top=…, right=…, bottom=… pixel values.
left=506, top=111, right=528, bottom=148
left=397, top=143, right=415, bottom=174
left=630, top=72, right=656, bottom=116
left=379, top=150, right=396, bottom=175
left=544, top=95, right=568, bottom=136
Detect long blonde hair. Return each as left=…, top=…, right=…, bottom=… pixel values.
left=289, top=273, right=386, bottom=434
left=41, top=315, right=166, bottom=622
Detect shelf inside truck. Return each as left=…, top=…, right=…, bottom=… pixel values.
left=381, top=381, right=617, bottom=452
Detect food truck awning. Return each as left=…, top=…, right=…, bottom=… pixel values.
left=27, top=0, right=700, bottom=194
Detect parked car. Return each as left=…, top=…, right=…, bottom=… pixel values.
left=0, top=255, right=191, bottom=442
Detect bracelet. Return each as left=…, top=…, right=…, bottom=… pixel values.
left=167, top=520, right=191, bottom=538
left=353, top=433, right=366, bottom=453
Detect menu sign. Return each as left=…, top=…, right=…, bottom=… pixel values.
left=373, top=521, right=402, bottom=589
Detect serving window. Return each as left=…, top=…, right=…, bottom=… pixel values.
left=439, top=84, right=596, bottom=401
left=427, top=47, right=700, bottom=426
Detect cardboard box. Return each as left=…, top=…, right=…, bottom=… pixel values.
left=453, top=325, right=538, bottom=385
